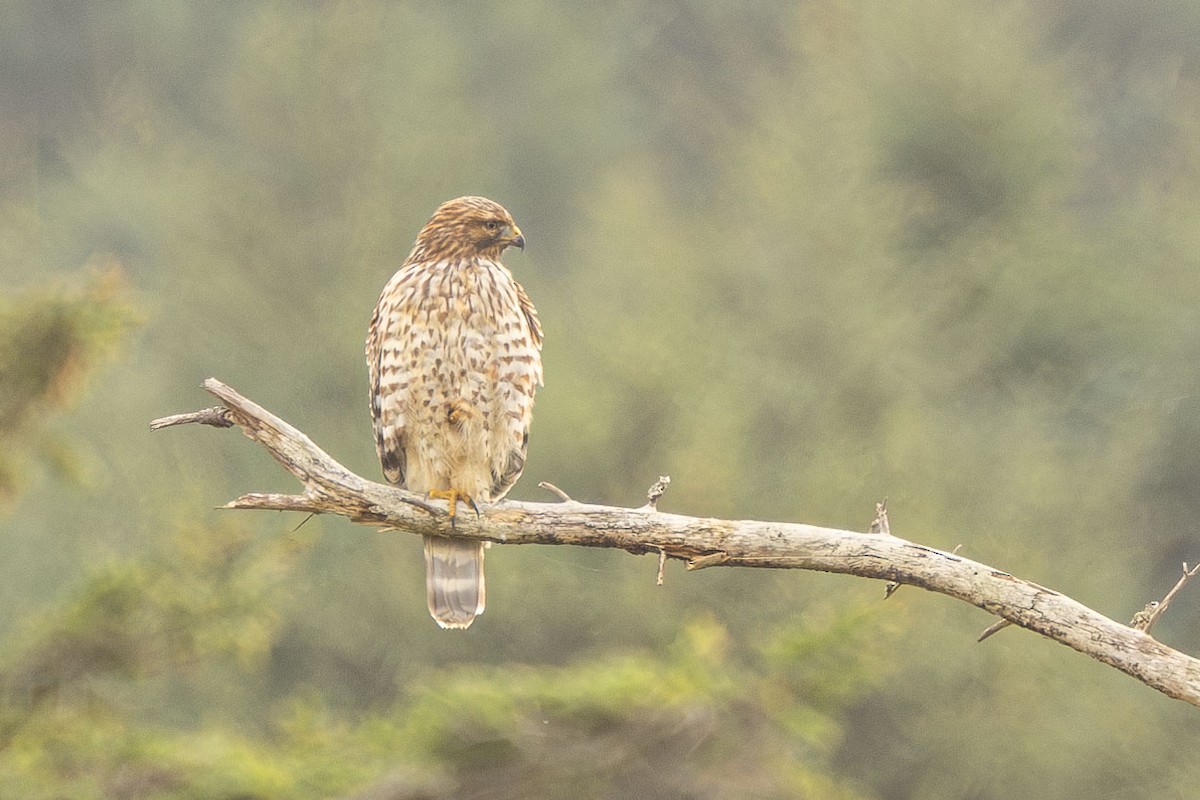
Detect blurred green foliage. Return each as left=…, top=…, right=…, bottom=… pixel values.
left=3, top=0, right=1200, bottom=797
left=0, top=266, right=136, bottom=503
left=0, top=550, right=889, bottom=799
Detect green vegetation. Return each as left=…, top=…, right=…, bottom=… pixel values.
left=0, top=267, right=136, bottom=503
left=3, top=1, right=1200, bottom=796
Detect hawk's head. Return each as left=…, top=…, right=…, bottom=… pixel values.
left=413, top=196, right=525, bottom=262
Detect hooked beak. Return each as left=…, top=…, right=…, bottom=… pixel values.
left=506, top=224, right=525, bottom=251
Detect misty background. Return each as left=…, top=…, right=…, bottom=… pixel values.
left=2, top=1, right=1200, bottom=797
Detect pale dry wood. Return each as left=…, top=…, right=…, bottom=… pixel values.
left=1133, top=562, right=1200, bottom=634
left=536, top=481, right=573, bottom=503
left=641, top=475, right=671, bottom=511
left=148, top=406, right=234, bottom=430
left=977, top=617, right=1014, bottom=642
left=151, top=378, right=1200, bottom=709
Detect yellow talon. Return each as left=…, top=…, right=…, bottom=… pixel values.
left=427, top=489, right=478, bottom=527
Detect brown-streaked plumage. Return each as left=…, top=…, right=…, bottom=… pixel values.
left=366, top=196, right=542, bottom=629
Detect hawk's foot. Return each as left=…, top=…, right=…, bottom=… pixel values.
left=427, top=489, right=481, bottom=528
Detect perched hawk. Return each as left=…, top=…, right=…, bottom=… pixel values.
left=366, top=197, right=543, bottom=629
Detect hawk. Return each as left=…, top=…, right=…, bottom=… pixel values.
left=366, top=197, right=543, bottom=629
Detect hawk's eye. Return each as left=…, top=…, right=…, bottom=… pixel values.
left=483, top=220, right=499, bottom=232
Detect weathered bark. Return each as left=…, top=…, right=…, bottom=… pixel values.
left=152, top=378, right=1200, bottom=708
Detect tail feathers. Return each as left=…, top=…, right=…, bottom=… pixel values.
left=423, top=536, right=485, bottom=629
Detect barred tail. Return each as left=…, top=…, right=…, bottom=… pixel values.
left=423, top=535, right=485, bottom=629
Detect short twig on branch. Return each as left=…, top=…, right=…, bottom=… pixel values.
left=149, top=406, right=234, bottom=430
left=151, top=378, right=1200, bottom=710
left=1133, top=562, right=1200, bottom=634
left=686, top=551, right=730, bottom=571
left=869, top=499, right=890, bottom=535
left=538, top=481, right=573, bottom=503
left=871, top=499, right=904, bottom=598
left=977, top=618, right=1013, bottom=642
left=641, top=476, right=671, bottom=511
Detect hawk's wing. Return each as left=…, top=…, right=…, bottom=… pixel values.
left=366, top=271, right=408, bottom=487
left=516, top=279, right=543, bottom=349
left=488, top=276, right=543, bottom=500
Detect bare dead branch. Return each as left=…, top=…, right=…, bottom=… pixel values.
left=869, top=498, right=890, bottom=535
left=1133, top=562, right=1200, bottom=634
left=149, top=406, right=234, bottom=430
left=153, top=378, right=1200, bottom=709
left=537, top=481, right=573, bottom=503
left=871, top=499, right=903, bottom=598
left=686, top=552, right=730, bottom=571
left=977, top=619, right=1013, bottom=642
left=641, top=476, right=671, bottom=511
left=1131, top=603, right=1158, bottom=631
